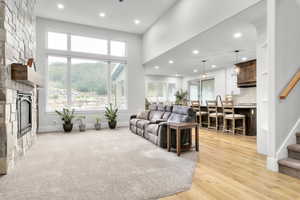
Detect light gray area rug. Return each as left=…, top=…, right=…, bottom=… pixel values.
left=0, top=128, right=197, bottom=200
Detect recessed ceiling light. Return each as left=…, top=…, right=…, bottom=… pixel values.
left=233, top=32, right=243, bottom=38
left=99, top=12, right=106, bottom=17
left=241, top=57, right=248, bottom=61
left=57, top=3, right=64, bottom=10
left=193, top=69, right=198, bottom=73
left=154, top=66, right=159, bottom=69
left=175, top=74, right=180, bottom=77
left=134, top=19, right=141, bottom=25
left=169, top=60, right=174, bottom=64
left=193, top=50, right=199, bottom=55
left=211, top=65, right=217, bottom=68
left=202, top=74, right=208, bottom=78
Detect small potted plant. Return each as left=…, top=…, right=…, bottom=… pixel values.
left=55, top=108, right=75, bottom=133
left=95, top=117, right=101, bottom=130
left=76, top=116, right=86, bottom=132
left=175, top=90, right=188, bottom=105
left=104, top=103, right=118, bottom=129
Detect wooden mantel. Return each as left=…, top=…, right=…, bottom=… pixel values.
left=11, top=63, right=44, bottom=87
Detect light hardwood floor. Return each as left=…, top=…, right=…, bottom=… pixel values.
left=161, top=129, right=300, bottom=200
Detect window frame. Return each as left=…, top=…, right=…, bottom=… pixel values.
left=45, top=31, right=128, bottom=112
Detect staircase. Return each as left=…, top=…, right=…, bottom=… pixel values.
left=278, top=132, right=300, bottom=179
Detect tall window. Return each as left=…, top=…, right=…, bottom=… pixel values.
left=71, top=58, right=108, bottom=110
left=201, top=79, right=215, bottom=104
left=146, top=82, right=178, bottom=103
left=47, top=56, right=68, bottom=111
left=111, top=62, right=127, bottom=109
left=46, top=32, right=127, bottom=111
left=189, top=84, right=199, bottom=101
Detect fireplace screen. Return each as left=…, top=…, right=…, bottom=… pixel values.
left=17, top=92, right=32, bottom=138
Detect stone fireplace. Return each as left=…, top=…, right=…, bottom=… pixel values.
left=17, top=92, right=33, bottom=138
left=0, top=0, right=37, bottom=174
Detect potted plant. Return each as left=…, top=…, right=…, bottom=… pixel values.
left=76, top=116, right=86, bottom=132
left=104, top=103, right=118, bottom=129
left=175, top=90, right=188, bottom=105
left=95, top=117, right=101, bottom=130
left=55, top=108, right=75, bottom=132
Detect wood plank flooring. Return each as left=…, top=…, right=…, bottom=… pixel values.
left=161, top=129, right=300, bottom=200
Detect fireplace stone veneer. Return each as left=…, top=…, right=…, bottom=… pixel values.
left=0, top=0, right=37, bottom=174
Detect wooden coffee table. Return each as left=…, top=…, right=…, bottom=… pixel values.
left=167, top=122, right=199, bottom=156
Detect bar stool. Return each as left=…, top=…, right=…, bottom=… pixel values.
left=223, top=100, right=246, bottom=135
left=207, top=100, right=223, bottom=131
left=196, top=103, right=208, bottom=127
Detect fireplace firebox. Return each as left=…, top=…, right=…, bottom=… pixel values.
left=17, top=92, right=32, bottom=138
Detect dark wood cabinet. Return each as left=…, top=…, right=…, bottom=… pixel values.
left=236, top=59, right=256, bottom=88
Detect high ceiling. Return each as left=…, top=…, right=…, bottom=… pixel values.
left=36, top=0, right=178, bottom=34
left=144, top=1, right=266, bottom=77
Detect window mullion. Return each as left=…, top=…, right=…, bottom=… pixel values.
left=67, top=56, right=72, bottom=107
left=107, top=61, right=111, bottom=105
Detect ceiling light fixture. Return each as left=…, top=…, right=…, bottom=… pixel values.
left=99, top=12, right=106, bottom=17
left=233, top=32, right=243, bottom=38
left=202, top=60, right=208, bottom=78
left=241, top=57, right=248, bottom=61
left=134, top=19, right=141, bottom=25
left=154, top=66, right=159, bottom=69
left=57, top=3, right=64, bottom=10
left=193, top=69, right=198, bottom=73
left=234, top=50, right=241, bottom=74
left=169, top=60, right=174, bottom=64
left=193, top=50, right=199, bottom=55
left=211, top=65, right=217, bottom=68
left=175, top=74, right=180, bottom=77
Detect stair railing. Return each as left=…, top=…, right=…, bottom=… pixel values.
left=279, top=69, right=300, bottom=99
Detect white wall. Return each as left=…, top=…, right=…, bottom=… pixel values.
left=36, top=18, right=145, bottom=132
left=265, top=0, right=300, bottom=171
left=142, top=0, right=261, bottom=63
left=145, top=75, right=182, bottom=89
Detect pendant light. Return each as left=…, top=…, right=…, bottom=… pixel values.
left=234, top=50, right=240, bottom=74
left=202, top=60, right=208, bottom=78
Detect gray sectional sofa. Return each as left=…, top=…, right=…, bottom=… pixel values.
left=129, top=104, right=196, bottom=148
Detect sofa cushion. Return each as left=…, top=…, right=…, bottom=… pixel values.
left=130, top=118, right=139, bottom=126
left=137, top=110, right=149, bottom=120
left=149, top=111, right=164, bottom=121
left=162, top=112, right=171, bottom=120
left=168, top=113, right=189, bottom=123
left=147, top=124, right=159, bottom=136
left=149, top=104, right=157, bottom=111
left=172, top=105, right=194, bottom=115
left=136, top=120, right=150, bottom=129
left=157, top=104, right=165, bottom=111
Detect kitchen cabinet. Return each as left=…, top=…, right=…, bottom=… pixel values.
left=236, top=60, right=256, bottom=88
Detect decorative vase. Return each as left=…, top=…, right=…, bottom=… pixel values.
left=63, top=123, right=73, bottom=132
left=79, top=124, right=86, bottom=132
left=95, top=123, right=101, bottom=130
left=108, top=121, right=117, bottom=129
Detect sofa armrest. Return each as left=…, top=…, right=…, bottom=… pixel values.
left=150, top=119, right=167, bottom=124
left=130, top=115, right=137, bottom=119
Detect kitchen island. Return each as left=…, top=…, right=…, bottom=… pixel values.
left=199, top=105, right=257, bottom=136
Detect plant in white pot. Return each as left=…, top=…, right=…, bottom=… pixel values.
left=95, top=117, right=101, bottom=130
left=55, top=108, right=75, bottom=133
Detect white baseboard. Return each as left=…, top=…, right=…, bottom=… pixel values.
left=276, top=117, right=300, bottom=160
left=38, top=121, right=129, bottom=133
left=266, top=117, right=300, bottom=172
left=267, top=156, right=279, bottom=172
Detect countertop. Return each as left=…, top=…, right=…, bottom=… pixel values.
left=199, top=105, right=256, bottom=109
